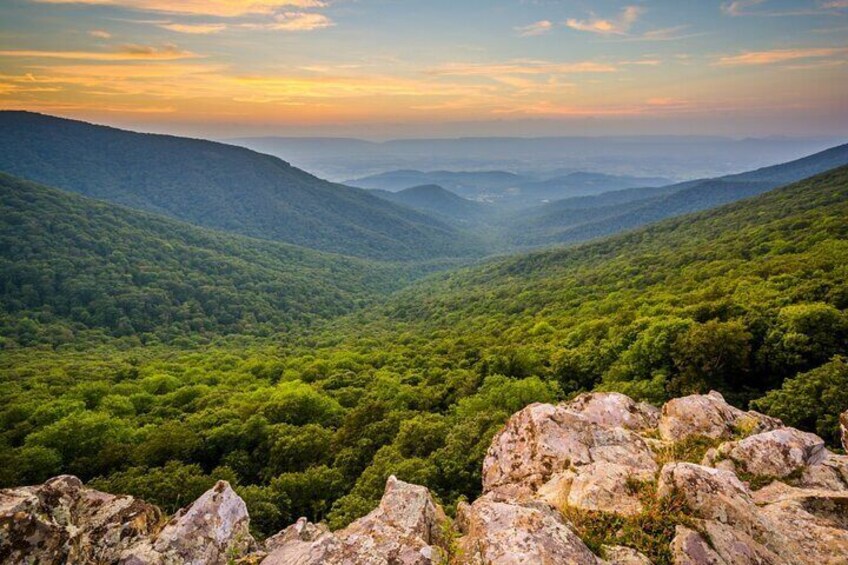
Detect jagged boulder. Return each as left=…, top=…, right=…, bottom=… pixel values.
left=0, top=475, right=163, bottom=565
left=658, top=391, right=781, bottom=442
left=712, top=428, right=827, bottom=480
left=455, top=494, right=601, bottom=565
left=563, top=392, right=660, bottom=432
left=261, top=475, right=448, bottom=565
left=482, top=401, right=657, bottom=499
left=121, top=480, right=256, bottom=564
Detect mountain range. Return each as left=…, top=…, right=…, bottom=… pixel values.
left=0, top=112, right=482, bottom=261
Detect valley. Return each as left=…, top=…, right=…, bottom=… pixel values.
left=2, top=116, right=846, bottom=550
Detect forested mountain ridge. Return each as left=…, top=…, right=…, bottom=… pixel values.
left=0, top=173, right=452, bottom=346
left=369, top=184, right=491, bottom=223
left=2, top=166, right=845, bottom=541
left=506, top=142, right=848, bottom=246
left=0, top=112, right=484, bottom=261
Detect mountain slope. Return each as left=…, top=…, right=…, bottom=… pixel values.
left=0, top=173, right=439, bottom=345
left=347, top=169, right=523, bottom=197
left=507, top=143, right=848, bottom=246
left=370, top=184, right=491, bottom=223
left=340, top=165, right=848, bottom=403
left=511, top=171, right=671, bottom=202
left=0, top=112, right=482, bottom=261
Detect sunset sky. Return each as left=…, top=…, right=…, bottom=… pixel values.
left=1, top=0, right=846, bottom=138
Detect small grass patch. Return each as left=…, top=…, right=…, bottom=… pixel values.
left=560, top=481, right=695, bottom=565
left=653, top=435, right=723, bottom=466
left=735, top=467, right=805, bottom=491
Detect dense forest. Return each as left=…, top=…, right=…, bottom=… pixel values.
left=2, top=165, right=846, bottom=541
left=0, top=173, right=455, bottom=346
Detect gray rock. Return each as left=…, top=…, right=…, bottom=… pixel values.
left=121, top=480, right=256, bottom=565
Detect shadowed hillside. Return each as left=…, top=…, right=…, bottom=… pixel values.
left=0, top=112, right=485, bottom=261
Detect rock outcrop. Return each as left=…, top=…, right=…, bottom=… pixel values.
left=455, top=494, right=601, bottom=564
left=120, top=480, right=256, bottom=564
left=0, top=477, right=256, bottom=565
left=262, top=475, right=448, bottom=565
left=658, top=390, right=781, bottom=442
left=3, top=391, right=847, bottom=564
left=0, top=475, right=162, bottom=564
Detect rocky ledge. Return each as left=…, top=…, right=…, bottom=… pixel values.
left=2, top=392, right=847, bottom=564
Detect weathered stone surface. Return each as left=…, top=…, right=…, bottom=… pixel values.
left=797, top=452, right=848, bottom=491
left=696, top=519, right=787, bottom=565
left=261, top=475, right=448, bottom=565
left=657, top=463, right=767, bottom=539
left=564, top=392, right=660, bottom=432
left=756, top=484, right=848, bottom=565
left=670, top=521, right=788, bottom=565
left=482, top=403, right=656, bottom=497
left=841, top=410, right=848, bottom=452
left=658, top=391, right=781, bottom=442
left=602, top=544, right=652, bottom=565
left=121, top=480, right=256, bottom=565
left=263, top=516, right=329, bottom=553
left=456, top=494, right=601, bottom=565
left=670, top=525, right=725, bottom=565
left=715, top=428, right=827, bottom=480
left=538, top=462, right=652, bottom=517
left=0, top=475, right=163, bottom=565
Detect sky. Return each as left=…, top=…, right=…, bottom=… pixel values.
left=0, top=0, right=846, bottom=139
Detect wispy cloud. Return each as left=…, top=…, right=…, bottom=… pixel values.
left=0, top=44, right=197, bottom=61
left=721, top=0, right=765, bottom=16
left=89, top=29, right=112, bottom=38
left=434, top=60, right=618, bottom=76
left=515, top=20, right=553, bottom=37
left=158, top=22, right=227, bottom=34
left=721, top=0, right=847, bottom=16
left=566, top=6, right=642, bottom=36
left=262, top=12, right=333, bottom=31
left=715, top=46, right=848, bottom=65
left=31, top=0, right=327, bottom=17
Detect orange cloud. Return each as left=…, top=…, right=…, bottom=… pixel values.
left=716, top=46, right=848, bottom=66
left=31, top=0, right=326, bottom=17
left=265, top=12, right=333, bottom=31
left=158, top=23, right=227, bottom=34
left=0, top=45, right=197, bottom=61
left=434, top=60, right=618, bottom=76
